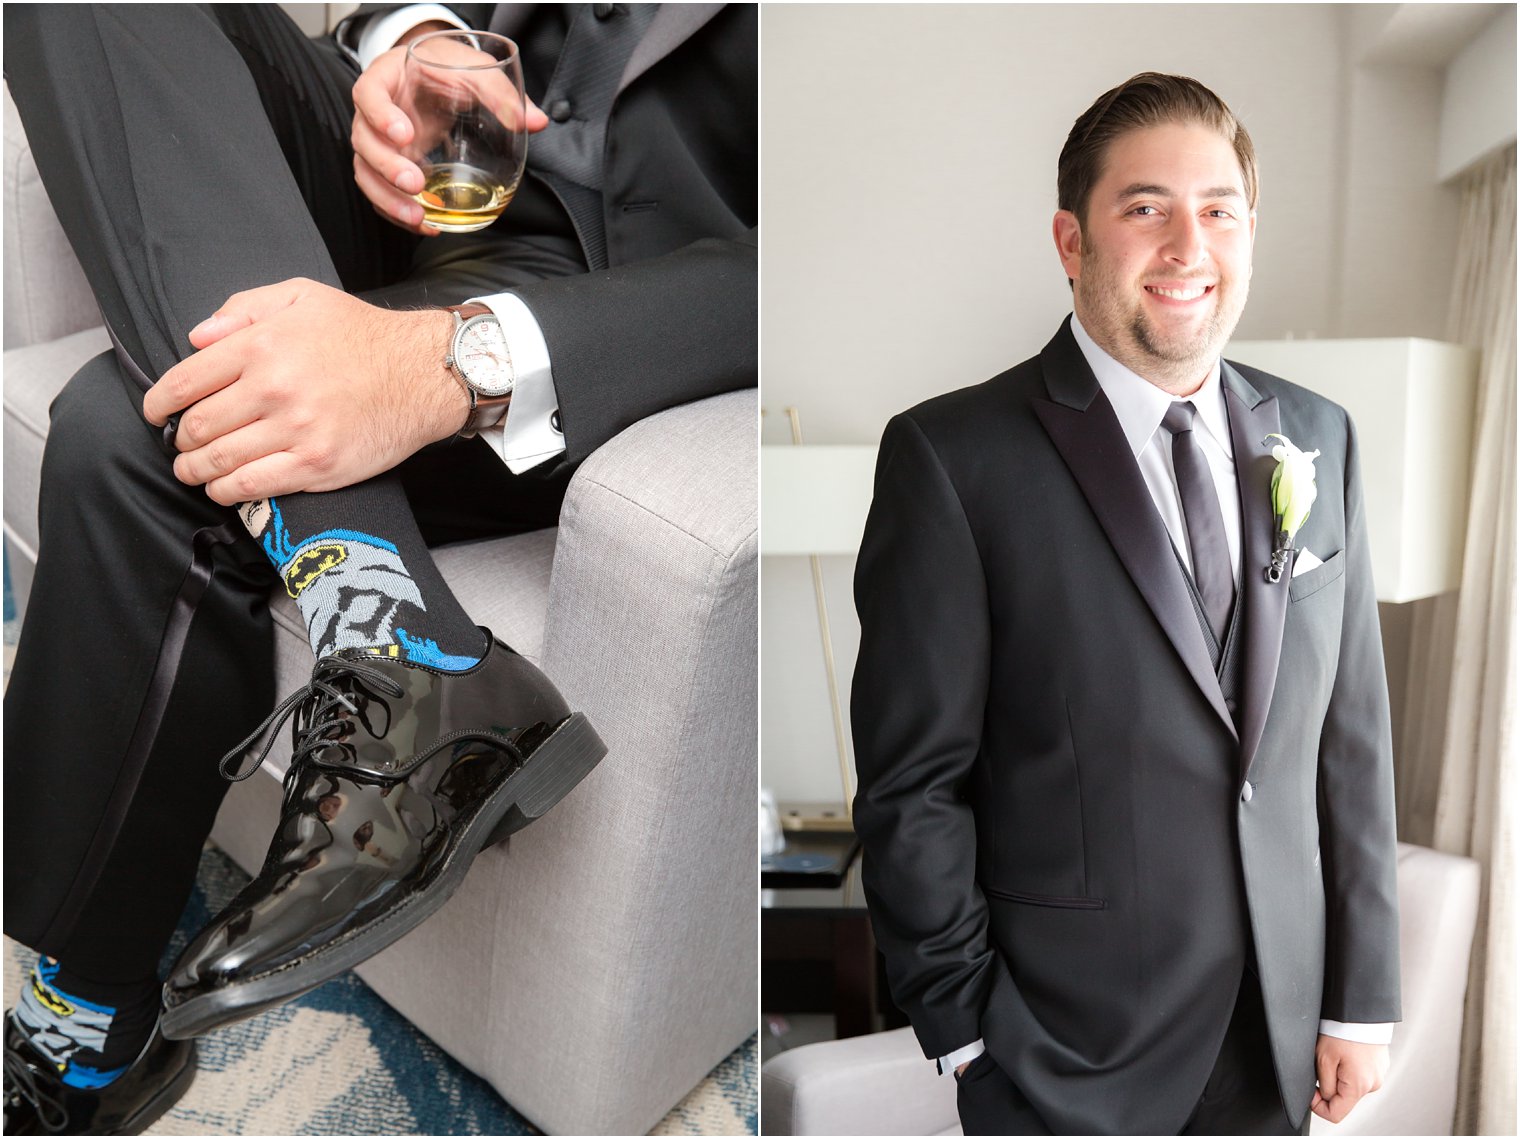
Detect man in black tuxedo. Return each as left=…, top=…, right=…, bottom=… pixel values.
left=2, top=5, right=753, bottom=1133
left=852, top=73, right=1399, bottom=1135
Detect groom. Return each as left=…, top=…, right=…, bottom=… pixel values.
left=851, top=73, right=1400, bottom=1135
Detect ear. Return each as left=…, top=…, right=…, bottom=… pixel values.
left=1053, top=210, right=1083, bottom=283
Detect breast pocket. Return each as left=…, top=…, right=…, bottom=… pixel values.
left=1289, top=549, right=1346, bottom=602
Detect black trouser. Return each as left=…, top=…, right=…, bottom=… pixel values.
left=2, top=3, right=578, bottom=982
left=956, top=969, right=1308, bottom=1136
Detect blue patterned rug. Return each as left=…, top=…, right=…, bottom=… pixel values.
left=1, top=548, right=757, bottom=1135
left=3, top=842, right=756, bottom=1135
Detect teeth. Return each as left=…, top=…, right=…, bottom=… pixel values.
left=1147, top=286, right=1208, bottom=301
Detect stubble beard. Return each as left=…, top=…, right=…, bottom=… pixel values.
left=1077, top=245, right=1248, bottom=394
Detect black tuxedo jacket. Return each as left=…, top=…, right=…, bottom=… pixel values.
left=851, top=318, right=1402, bottom=1133
left=344, top=4, right=756, bottom=470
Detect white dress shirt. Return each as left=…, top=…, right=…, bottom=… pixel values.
left=345, top=4, right=568, bottom=474
left=937, top=313, right=1390, bottom=1075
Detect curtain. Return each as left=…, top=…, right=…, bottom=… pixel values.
left=1433, top=141, right=1516, bottom=1137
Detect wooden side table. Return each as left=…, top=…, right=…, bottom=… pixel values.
left=761, top=831, right=907, bottom=1039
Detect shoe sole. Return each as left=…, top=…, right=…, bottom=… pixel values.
left=111, top=1044, right=197, bottom=1135
left=159, top=712, right=606, bottom=1041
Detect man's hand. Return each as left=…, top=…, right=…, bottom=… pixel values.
left=144, top=278, right=465, bottom=504
left=351, top=26, right=548, bottom=235
left=1310, top=1035, right=1389, bottom=1124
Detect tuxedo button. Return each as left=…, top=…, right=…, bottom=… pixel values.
left=1241, top=782, right=1254, bottom=803
left=594, top=2, right=616, bottom=17
left=549, top=100, right=573, bottom=123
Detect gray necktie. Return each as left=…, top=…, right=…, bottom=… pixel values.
left=1163, top=401, right=1234, bottom=647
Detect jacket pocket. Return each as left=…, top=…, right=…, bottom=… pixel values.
left=982, top=885, right=1105, bottom=910
left=1289, top=549, right=1346, bottom=602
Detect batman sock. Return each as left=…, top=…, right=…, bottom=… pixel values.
left=237, top=479, right=486, bottom=671
left=13, top=959, right=160, bottom=1089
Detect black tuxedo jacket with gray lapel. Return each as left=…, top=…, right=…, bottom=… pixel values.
left=344, top=3, right=756, bottom=470
left=851, top=317, right=1402, bottom=1133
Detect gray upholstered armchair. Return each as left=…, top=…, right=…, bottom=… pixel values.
left=3, top=84, right=756, bottom=1135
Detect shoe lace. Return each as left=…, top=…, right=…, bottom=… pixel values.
left=4, top=1044, right=69, bottom=1133
left=219, top=657, right=406, bottom=783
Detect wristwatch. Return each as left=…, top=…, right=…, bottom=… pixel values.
left=443, top=302, right=514, bottom=438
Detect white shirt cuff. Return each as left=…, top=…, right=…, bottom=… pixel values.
left=938, top=1039, right=986, bottom=1076
left=354, top=4, right=473, bottom=71
left=1318, top=1019, right=1394, bottom=1045
left=467, top=292, right=565, bottom=475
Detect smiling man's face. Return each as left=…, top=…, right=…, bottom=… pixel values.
left=1053, top=120, right=1256, bottom=395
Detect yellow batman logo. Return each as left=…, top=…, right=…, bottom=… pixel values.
left=31, top=978, right=73, bottom=1018
left=284, top=544, right=347, bottom=598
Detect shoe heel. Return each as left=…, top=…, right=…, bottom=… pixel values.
left=484, top=713, right=607, bottom=848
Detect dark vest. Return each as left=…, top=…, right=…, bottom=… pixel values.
left=1172, top=541, right=1244, bottom=731
left=517, top=3, right=659, bottom=270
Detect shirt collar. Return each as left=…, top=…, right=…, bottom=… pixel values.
left=1068, top=310, right=1232, bottom=461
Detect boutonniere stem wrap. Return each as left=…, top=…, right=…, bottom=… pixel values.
left=1264, top=433, right=1319, bottom=583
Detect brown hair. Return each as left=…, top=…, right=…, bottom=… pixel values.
left=1058, top=72, right=1258, bottom=230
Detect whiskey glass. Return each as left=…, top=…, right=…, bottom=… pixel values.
left=398, top=30, right=528, bottom=233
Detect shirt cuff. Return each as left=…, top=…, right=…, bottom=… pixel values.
left=1318, top=1019, right=1394, bottom=1045
left=467, top=292, right=565, bottom=475
left=352, top=4, right=473, bottom=70
left=938, top=1039, right=986, bottom=1076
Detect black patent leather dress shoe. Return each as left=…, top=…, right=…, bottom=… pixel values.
left=3, top=1013, right=195, bottom=1135
left=160, top=630, right=606, bottom=1040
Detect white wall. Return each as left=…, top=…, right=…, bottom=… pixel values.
left=1439, top=6, right=1518, bottom=179
left=760, top=3, right=1507, bottom=801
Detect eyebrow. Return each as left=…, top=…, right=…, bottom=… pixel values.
left=1116, top=182, right=1244, bottom=201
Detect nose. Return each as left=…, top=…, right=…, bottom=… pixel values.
left=1162, top=212, right=1208, bottom=269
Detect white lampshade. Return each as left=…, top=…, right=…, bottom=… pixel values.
left=761, top=445, right=879, bottom=555
left=1226, top=338, right=1480, bottom=603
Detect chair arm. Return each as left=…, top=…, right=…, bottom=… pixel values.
left=544, top=386, right=757, bottom=683
left=762, top=1028, right=960, bottom=1136
left=461, top=387, right=759, bottom=1133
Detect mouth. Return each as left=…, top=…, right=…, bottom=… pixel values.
left=1144, top=284, right=1215, bottom=306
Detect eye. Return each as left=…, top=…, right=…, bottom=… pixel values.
left=1129, top=205, right=1159, bottom=216
left=1207, top=209, right=1234, bottom=219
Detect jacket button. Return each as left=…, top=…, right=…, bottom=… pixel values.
left=549, top=99, right=572, bottom=123
left=594, top=3, right=616, bottom=18
left=1241, top=782, right=1254, bottom=803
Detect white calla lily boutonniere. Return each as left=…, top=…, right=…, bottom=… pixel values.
left=1264, top=433, right=1319, bottom=583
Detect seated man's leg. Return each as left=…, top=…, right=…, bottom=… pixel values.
left=4, top=352, right=276, bottom=1095
left=2, top=3, right=590, bottom=1111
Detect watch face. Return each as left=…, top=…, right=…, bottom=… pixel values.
left=455, top=315, right=514, bottom=397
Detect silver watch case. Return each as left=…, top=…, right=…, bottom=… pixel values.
left=446, top=310, right=515, bottom=398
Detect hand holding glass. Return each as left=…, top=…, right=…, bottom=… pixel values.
left=396, top=31, right=528, bottom=233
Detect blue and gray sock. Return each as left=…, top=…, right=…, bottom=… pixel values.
left=237, top=481, right=486, bottom=671
left=13, top=959, right=160, bottom=1089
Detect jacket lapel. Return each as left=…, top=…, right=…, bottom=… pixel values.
left=1032, top=319, right=1238, bottom=742
left=486, top=4, right=720, bottom=87
left=487, top=5, right=534, bottom=40
left=1222, top=361, right=1288, bottom=782
left=620, top=5, right=724, bottom=92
